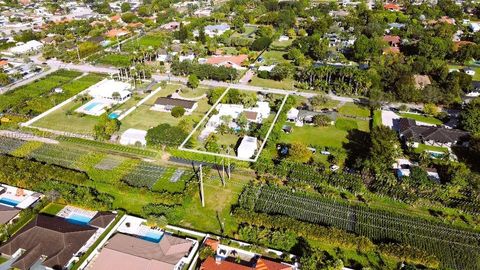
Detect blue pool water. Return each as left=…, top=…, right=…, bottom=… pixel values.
left=66, top=214, right=92, bottom=225
left=142, top=231, right=163, bottom=243
left=84, top=102, right=101, bottom=111
left=0, top=198, right=20, bottom=207
left=108, top=112, right=120, bottom=119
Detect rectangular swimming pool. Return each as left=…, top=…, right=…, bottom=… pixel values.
left=142, top=231, right=163, bottom=243
left=0, top=198, right=20, bottom=207
left=84, top=102, right=101, bottom=111
left=66, top=214, right=92, bottom=225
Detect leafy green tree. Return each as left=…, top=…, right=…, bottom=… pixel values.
left=146, top=123, right=187, bottom=147
left=423, top=103, right=439, bottom=116
left=187, top=74, right=199, bottom=89
left=171, top=106, right=185, bottom=118
left=250, top=36, right=272, bottom=51
left=94, top=114, right=120, bottom=141
left=0, top=73, right=10, bottom=86
left=288, top=142, right=312, bottom=163
left=270, top=63, right=293, bottom=81
left=121, top=12, right=138, bottom=23
left=368, top=126, right=401, bottom=171
left=461, top=98, right=480, bottom=135
left=121, top=2, right=131, bottom=12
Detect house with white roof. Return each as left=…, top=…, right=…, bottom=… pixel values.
left=237, top=136, right=258, bottom=159
left=7, top=40, right=43, bottom=55
left=203, top=23, right=231, bottom=37
left=76, top=79, right=132, bottom=116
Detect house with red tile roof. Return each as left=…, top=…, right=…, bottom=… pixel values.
left=105, top=29, right=130, bottom=38
left=384, top=3, right=401, bottom=11
left=383, top=35, right=400, bottom=47
left=206, top=55, right=248, bottom=70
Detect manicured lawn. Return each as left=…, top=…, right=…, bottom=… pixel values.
left=249, top=76, right=295, bottom=90
left=41, top=203, right=65, bottom=215
left=96, top=54, right=131, bottom=67
left=261, top=50, right=287, bottom=64
left=338, top=103, right=371, bottom=118
left=335, top=118, right=358, bottom=131
left=373, top=110, right=382, bottom=127
left=281, top=125, right=348, bottom=148
left=399, top=113, right=443, bottom=125
left=34, top=100, right=99, bottom=135
left=270, top=39, right=293, bottom=50
left=122, top=33, right=167, bottom=51
left=120, top=84, right=211, bottom=132
left=414, top=143, right=449, bottom=153
left=176, top=86, right=209, bottom=99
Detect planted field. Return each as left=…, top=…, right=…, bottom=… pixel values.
left=151, top=168, right=187, bottom=193
left=122, top=162, right=166, bottom=189
left=10, top=141, right=44, bottom=157
left=28, top=144, right=86, bottom=169
left=241, top=186, right=480, bottom=270
left=0, top=137, right=26, bottom=154
left=59, top=137, right=158, bottom=158
left=96, top=54, right=132, bottom=67
left=0, top=70, right=82, bottom=116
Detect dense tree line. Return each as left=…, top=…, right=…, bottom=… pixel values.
left=171, top=60, right=238, bottom=82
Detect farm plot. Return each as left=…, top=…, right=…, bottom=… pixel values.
left=121, top=162, right=167, bottom=189
left=0, top=70, right=82, bottom=116
left=94, top=155, right=126, bottom=170
left=241, top=186, right=480, bottom=270
left=28, top=144, right=86, bottom=169
left=0, top=137, right=26, bottom=154
left=151, top=168, right=188, bottom=193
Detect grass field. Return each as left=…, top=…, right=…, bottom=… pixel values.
left=414, top=143, right=449, bottom=153
left=281, top=125, right=348, bottom=148
left=261, top=50, right=287, bottom=65
left=122, top=33, right=167, bottom=51
left=399, top=113, right=443, bottom=125
left=96, top=54, right=132, bottom=67
left=338, top=103, right=371, bottom=118
left=249, top=76, right=295, bottom=90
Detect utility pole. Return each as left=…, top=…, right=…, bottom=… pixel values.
left=199, top=164, right=205, bottom=207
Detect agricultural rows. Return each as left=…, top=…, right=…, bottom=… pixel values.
left=241, top=186, right=480, bottom=270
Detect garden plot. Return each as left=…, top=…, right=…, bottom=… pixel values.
left=151, top=168, right=190, bottom=193
left=28, top=144, right=86, bottom=169
left=94, top=155, right=126, bottom=170
left=121, top=162, right=167, bottom=189
left=0, top=137, right=26, bottom=154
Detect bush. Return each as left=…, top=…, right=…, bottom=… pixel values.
left=313, top=115, right=332, bottom=127
left=250, top=37, right=272, bottom=51
left=171, top=106, right=186, bottom=118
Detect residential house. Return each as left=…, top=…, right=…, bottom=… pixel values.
left=8, top=40, right=43, bottom=55
left=202, top=23, right=231, bottom=37
left=105, top=29, right=129, bottom=38
left=237, top=136, right=258, bottom=159
left=383, top=35, right=400, bottom=47
left=470, top=22, right=480, bottom=32
left=398, top=118, right=469, bottom=147
left=89, top=233, right=194, bottom=270
left=160, top=21, right=180, bottom=31
left=206, top=55, right=248, bottom=70
left=384, top=3, right=401, bottom=11
left=87, top=79, right=132, bottom=103
left=152, top=97, right=198, bottom=114
left=0, top=215, right=97, bottom=270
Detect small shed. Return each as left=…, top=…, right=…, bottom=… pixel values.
left=237, top=136, right=258, bottom=159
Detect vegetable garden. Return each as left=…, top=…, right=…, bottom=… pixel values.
left=239, top=185, right=480, bottom=270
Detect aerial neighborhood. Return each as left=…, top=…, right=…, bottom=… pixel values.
left=0, top=0, right=479, bottom=269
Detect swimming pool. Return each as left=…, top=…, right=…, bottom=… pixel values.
left=84, top=102, right=101, bottom=112
left=142, top=231, right=163, bottom=243
left=0, top=198, right=20, bottom=207
left=108, top=112, right=120, bottom=119
left=66, top=214, right=92, bottom=225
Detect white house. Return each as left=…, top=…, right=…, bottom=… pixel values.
left=204, top=23, right=230, bottom=37
left=258, top=65, right=276, bottom=72
left=8, top=40, right=43, bottom=55
left=244, top=101, right=271, bottom=123
left=119, top=128, right=147, bottom=146
left=87, top=79, right=132, bottom=102
left=470, top=22, right=480, bottom=32
left=237, top=136, right=258, bottom=159
left=76, top=79, right=132, bottom=116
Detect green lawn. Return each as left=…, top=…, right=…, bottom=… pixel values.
left=270, top=39, right=293, bottom=50
left=120, top=84, right=212, bottom=132
left=373, top=110, right=382, bottom=127
left=281, top=125, right=348, bottom=148
left=34, top=100, right=99, bottom=135
left=399, top=113, right=443, bottom=125
left=122, top=33, right=167, bottom=51
left=40, top=203, right=65, bottom=215
left=249, top=76, right=295, bottom=90
left=261, top=50, right=287, bottom=65
left=338, top=103, right=371, bottom=118
left=96, top=54, right=132, bottom=67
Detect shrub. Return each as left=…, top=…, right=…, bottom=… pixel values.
left=171, top=106, right=186, bottom=118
